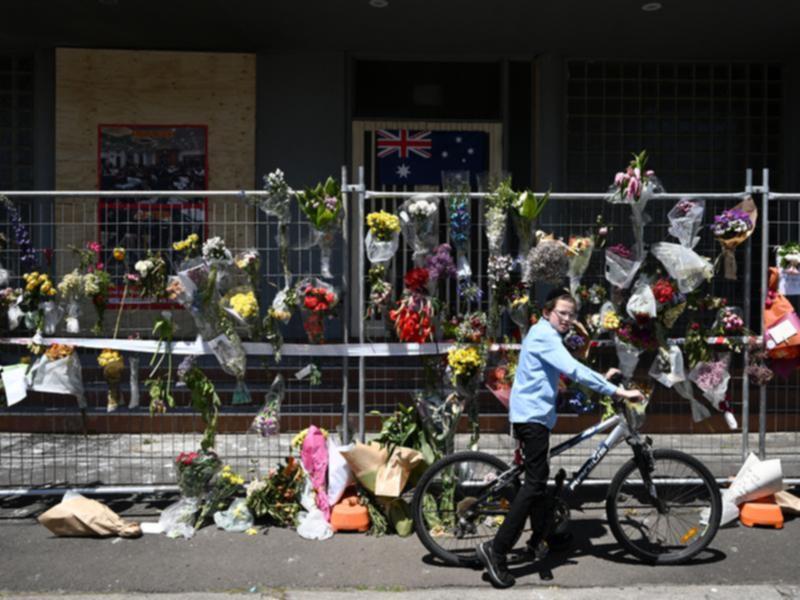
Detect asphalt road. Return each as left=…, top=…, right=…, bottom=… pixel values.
left=1, top=494, right=798, bottom=594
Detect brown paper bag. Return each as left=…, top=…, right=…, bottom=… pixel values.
left=775, top=490, right=800, bottom=514
left=38, top=495, right=142, bottom=538
left=375, top=446, right=424, bottom=498
left=340, top=442, right=389, bottom=493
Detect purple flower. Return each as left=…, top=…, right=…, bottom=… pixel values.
left=425, top=243, right=456, bottom=281
left=2, top=198, right=37, bottom=270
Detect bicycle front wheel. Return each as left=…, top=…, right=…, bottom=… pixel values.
left=606, top=448, right=721, bottom=565
left=412, top=450, right=518, bottom=567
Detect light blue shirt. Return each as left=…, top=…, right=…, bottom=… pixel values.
left=509, top=319, right=618, bottom=430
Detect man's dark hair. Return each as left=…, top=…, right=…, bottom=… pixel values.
left=543, top=288, right=576, bottom=312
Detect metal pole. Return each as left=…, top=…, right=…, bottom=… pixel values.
left=340, top=165, right=349, bottom=445
left=742, top=169, right=753, bottom=461
left=358, top=165, right=367, bottom=442
left=759, top=168, right=769, bottom=459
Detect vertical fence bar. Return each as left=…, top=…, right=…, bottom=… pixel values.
left=759, top=168, right=770, bottom=459
left=742, top=168, right=753, bottom=460
left=357, top=165, right=366, bottom=442
left=340, top=166, right=349, bottom=444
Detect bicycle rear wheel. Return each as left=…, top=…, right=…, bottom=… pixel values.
left=412, top=450, right=518, bottom=567
left=606, top=448, right=721, bottom=565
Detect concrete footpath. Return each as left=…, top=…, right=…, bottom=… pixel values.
left=1, top=493, right=799, bottom=597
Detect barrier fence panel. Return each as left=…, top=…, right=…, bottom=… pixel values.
left=1, top=167, right=799, bottom=492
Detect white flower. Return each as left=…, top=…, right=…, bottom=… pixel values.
left=408, top=198, right=438, bottom=219
left=135, top=259, right=153, bottom=277
left=202, top=236, right=232, bottom=261
left=84, top=273, right=100, bottom=296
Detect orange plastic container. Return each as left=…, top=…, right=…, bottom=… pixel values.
left=330, top=496, right=370, bottom=533
left=739, top=495, right=784, bottom=529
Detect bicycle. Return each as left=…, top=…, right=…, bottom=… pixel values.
left=411, top=390, right=722, bottom=567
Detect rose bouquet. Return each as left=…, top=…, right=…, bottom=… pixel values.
left=389, top=268, right=436, bottom=343
left=175, top=450, right=221, bottom=499
left=667, top=198, right=705, bottom=248
left=250, top=375, right=284, bottom=437
left=599, top=301, right=622, bottom=333
left=298, top=278, right=339, bottom=344
left=711, top=197, right=757, bottom=280
left=399, top=195, right=439, bottom=264
left=604, top=242, right=643, bottom=290
left=615, top=321, right=657, bottom=378
left=651, top=277, right=686, bottom=329
left=511, top=189, right=550, bottom=265
left=97, top=348, right=125, bottom=412
left=365, top=210, right=401, bottom=264
left=297, top=176, right=343, bottom=278
left=524, top=234, right=568, bottom=285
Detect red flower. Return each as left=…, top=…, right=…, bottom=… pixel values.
left=691, top=322, right=701, bottom=331
left=305, top=296, right=319, bottom=310
left=652, top=278, right=675, bottom=304
left=404, top=268, right=429, bottom=293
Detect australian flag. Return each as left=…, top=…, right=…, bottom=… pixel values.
left=375, top=129, right=489, bottom=188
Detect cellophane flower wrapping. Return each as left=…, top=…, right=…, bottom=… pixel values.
left=626, top=279, right=658, bottom=322
left=567, top=236, right=594, bottom=296
left=524, top=237, right=569, bottom=285
left=711, top=197, right=758, bottom=280
left=777, top=242, right=800, bottom=295
left=26, top=349, right=86, bottom=409
left=688, top=354, right=731, bottom=409
left=614, top=336, right=642, bottom=379
left=648, top=344, right=687, bottom=388
left=673, top=380, right=712, bottom=423
left=399, top=195, right=439, bottom=265
left=251, top=374, right=284, bottom=437
left=415, top=390, right=463, bottom=456
left=599, top=301, right=621, bottom=333
left=604, top=245, right=644, bottom=290
left=650, top=242, right=713, bottom=294
left=257, top=168, right=292, bottom=222
left=365, top=229, right=399, bottom=264
left=298, top=277, right=339, bottom=344
left=221, top=284, right=260, bottom=337
left=668, top=198, right=705, bottom=248
left=312, top=225, right=338, bottom=279
left=175, top=450, right=221, bottom=499
left=41, top=301, right=64, bottom=335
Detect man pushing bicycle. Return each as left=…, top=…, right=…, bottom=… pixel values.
left=477, top=289, right=645, bottom=588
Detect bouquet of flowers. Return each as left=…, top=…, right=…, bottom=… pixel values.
left=221, top=288, right=260, bottom=335
left=20, top=271, right=58, bottom=333
left=365, top=210, right=401, bottom=264
left=1, top=196, right=37, bottom=270
left=365, top=264, right=393, bottom=319
left=447, top=344, right=486, bottom=449
left=263, top=286, right=295, bottom=361
left=651, top=277, right=686, bottom=328
left=604, top=243, right=643, bottom=290
left=175, top=450, right=221, bottom=498
left=650, top=242, right=713, bottom=294
left=172, top=232, right=201, bottom=261
left=711, top=197, right=757, bottom=280
left=444, top=171, right=473, bottom=282
left=567, top=235, right=594, bottom=297
left=425, top=243, right=456, bottom=295
left=249, top=169, right=294, bottom=285
left=511, top=189, right=550, bottom=265
left=297, top=176, right=343, bottom=278
left=648, top=343, right=687, bottom=389
left=507, top=284, right=532, bottom=333
left=202, top=236, right=233, bottom=265
left=57, top=270, right=85, bottom=334
left=626, top=279, right=657, bottom=323
left=563, top=322, right=590, bottom=359
left=298, top=278, right=339, bottom=344
left=484, top=349, right=517, bottom=410
left=480, top=175, right=515, bottom=256
left=399, top=195, right=439, bottom=264
left=0, top=287, right=22, bottom=331
left=98, top=348, right=125, bottom=412
left=133, top=252, right=168, bottom=300
left=250, top=374, right=284, bottom=437
left=195, top=464, right=245, bottom=529
left=389, top=268, right=436, bottom=343
left=688, top=354, right=735, bottom=429
left=83, top=269, right=111, bottom=335
left=234, top=249, right=261, bottom=290
left=454, top=311, right=488, bottom=344
left=487, top=254, right=514, bottom=332
left=615, top=321, right=657, bottom=378
left=776, top=242, right=800, bottom=296
left=25, top=343, right=86, bottom=409
left=524, top=234, right=568, bottom=285
left=606, top=151, right=663, bottom=254
left=668, top=198, right=705, bottom=249
left=177, top=355, right=222, bottom=451
left=599, top=301, right=622, bottom=333
left=246, top=456, right=305, bottom=527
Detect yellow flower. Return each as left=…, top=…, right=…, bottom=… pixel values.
left=48, top=288, right=57, bottom=296
left=113, top=247, right=126, bottom=261
left=366, top=211, right=401, bottom=241
left=291, top=427, right=328, bottom=449
left=268, top=307, right=292, bottom=323
left=511, top=295, right=529, bottom=308
left=40, top=282, right=52, bottom=294
left=245, top=527, right=258, bottom=536
left=97, top=349, right=123, bottom=367
left=602, top=311, right=621, bottom=331
left=447, top=346, right=484, bottom=378
left=230, top=291, right=258, bottom=320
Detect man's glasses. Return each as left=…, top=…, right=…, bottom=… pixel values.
left=553, top=309, right=576, bottom=322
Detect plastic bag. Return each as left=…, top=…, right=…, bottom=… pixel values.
left=668, top=198, right=705, bottom=248
left=605, top=249, right=644, bottom=290
left=648, top=344, right=686, bottom=388
left=7, top=294, right=24, bottom=330
left=300, top=425, right=330, bottom=520
left=688, top=354, right=731, bottom=409
left=720, top=453, right=784, bottom=526
left=64, top=299, right=81, bottom=334
left=213, top=498, right=254, bottom=532
left=159, top=497, right=201, bottom=539
left=250, top=374, right=283, bottom=437
left=399, top=195, right=440, bottom=264
left=365, top=229, right=399, bottom=264
left=650, top=242, right=713, bottom=294
left=311, top=225, right=338, bottom=279
left=614, top=337, right=641, bottom=379
left=26, top=353, right=86, bottom=409
left=626, top=279, right=657, bottom=321
left=41, top=301, right=64, bottom=335
left=673, top=380, right=711, bottom=423
left=327, top=437, right=354, bottom=507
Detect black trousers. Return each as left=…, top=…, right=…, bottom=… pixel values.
left=492, top=422, right=550, bottom=556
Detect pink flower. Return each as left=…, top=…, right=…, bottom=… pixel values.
left=627, top=177, right=641, bottom=200
left=87, top=241, right=102, bottom=254
left=645, top=170, right=655, bottom=177
left=614, top=172, right=626, bottom=186
left=634, top=167, right=641, bottom=179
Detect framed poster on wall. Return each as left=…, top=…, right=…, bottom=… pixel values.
left=97, top=124, right=208, bottom=307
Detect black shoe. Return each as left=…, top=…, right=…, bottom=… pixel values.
left=476, top=541, right=515, bottom=588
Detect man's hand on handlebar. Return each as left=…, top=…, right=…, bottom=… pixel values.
left=614, top=387, right=645, bottom=403
left=605, top=368, right=622, bottom=382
